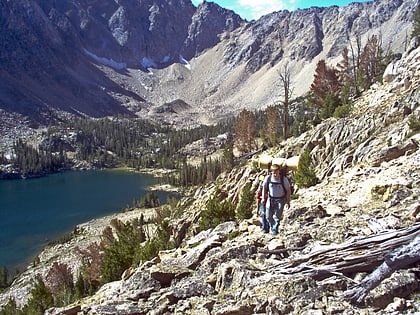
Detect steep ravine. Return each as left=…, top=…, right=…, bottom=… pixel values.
left=1, top=42, right=420, bottom=315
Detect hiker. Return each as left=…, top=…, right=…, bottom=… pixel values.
left=262, top=162, right=291, bottom=235
left=256, top=175, right=269, bottom=233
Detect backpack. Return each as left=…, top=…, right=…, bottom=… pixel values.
left=265, top=174, right=287, bottom=199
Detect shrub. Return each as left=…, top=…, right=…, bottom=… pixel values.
left=139, top=192, right=160, bottom=208
left=22, top=276, right=54, bottom=315
left=294, top=148, right=318, bottom=188
left=236, top=182, right=254, bottom=220
left=133, top=219, right=175, bottom=265
left=101, top=220, right=146, bottom=284
left=320, top=93, right=340, bottom=119
left=199, top=194, right=236, bottom=231
left=408, top=115, right=420, bottom=135
left=333, top=103, right=352, bottom=118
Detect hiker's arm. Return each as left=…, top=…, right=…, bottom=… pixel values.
left=285, top=178, right=291, bottom=208
left=262, top=181, right=268, bottom=205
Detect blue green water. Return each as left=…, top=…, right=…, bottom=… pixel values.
left=0, top=170, right=171, bottom=272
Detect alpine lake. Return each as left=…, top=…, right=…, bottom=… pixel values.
left=0, top=169, right=176, bottom=272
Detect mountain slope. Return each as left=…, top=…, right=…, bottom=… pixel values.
left=0, top=0, right=416, bottom=128
left=1, top=35, right=419, bottom=314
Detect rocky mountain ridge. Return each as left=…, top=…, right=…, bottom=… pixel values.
left=0, top=0, right=416, bottom=130
left=1, top=35, right=419, bottom=314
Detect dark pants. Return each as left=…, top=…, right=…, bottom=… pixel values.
left=259, top=204, right=269, bottom=233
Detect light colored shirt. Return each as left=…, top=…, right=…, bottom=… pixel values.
left=263, top=174, right=290, bottom=198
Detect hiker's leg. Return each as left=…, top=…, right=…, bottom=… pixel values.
left=272, top=199, right=285, bottom=234
left=263, top=215, right=269, bottom=233
left=259, top=205, right=268, bottom=232
left=272, top=202, right=280, bottom=234
left=269, top=200, right=281, bottom=235
left=266, top=200, right=275, bottom=232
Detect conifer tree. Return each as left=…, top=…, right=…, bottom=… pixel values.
left=23, top=276, right=54, bottom=314
left=222, top=142, right=235, bottom=171
left=235, top=109, right=257, bottom=154
left=294, top=148, right=318, bottom=188
left=359, top=35, right=385, bottom=89
left=310, top=60, right=341, bottom=107
left=0, top=266, right=8, bottom=288
left=236, top=182, right=254, bottom=220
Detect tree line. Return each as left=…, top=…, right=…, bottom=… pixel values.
left=234, top=32, right=408, bottom=155
left=7, top=26, right=413, bottom=182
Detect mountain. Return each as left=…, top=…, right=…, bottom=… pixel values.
left=1, top=36, right=419, bottom=314
left=0, top=0, right=416, bottom=129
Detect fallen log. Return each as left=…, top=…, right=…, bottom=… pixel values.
left=343, top=234, right=420, bottom=305
left=269, top=223, right=420, bottom=281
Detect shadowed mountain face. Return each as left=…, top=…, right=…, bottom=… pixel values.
left=0, top=0, right=416, bottom=127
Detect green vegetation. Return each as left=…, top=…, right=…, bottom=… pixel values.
left=199, top=192, right=236, bottom=231
left=6, top=117, right=235, bottom=187
left=236, top=182, right=254, bottom=220
left=293, top=148, right=318, bottom=188
left=133, top=219, right=175, bottom=265
left=3, top=15, right=416, bottom=314
left=138, top=192, right=160, bottom=208
left=310, top=34, right=391, bottom=120
left=12, top=139, right=67, bottom=177
left=22, top=276, right=54, bottom=314
left=408, top=115, right=420, bottom=137
left=100, top=218, right=146, bottom=284
left=0, top=267, right=11, bottom=290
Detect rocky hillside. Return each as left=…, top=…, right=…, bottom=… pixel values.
left=1, top=36, right=419, bottom=314
left=0, top=0, right=416, bottom=129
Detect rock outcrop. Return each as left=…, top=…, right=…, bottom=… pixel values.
left=0, top=0, right=416, bottom=128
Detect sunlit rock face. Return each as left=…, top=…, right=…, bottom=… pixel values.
left=0, top=0, right=416, bottom=128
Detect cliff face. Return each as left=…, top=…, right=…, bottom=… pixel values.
left=0, top=0, right=416, bottom=128
left=0, top=0, right=241, bottom=124
left=1, top=37, right=419, bottom=314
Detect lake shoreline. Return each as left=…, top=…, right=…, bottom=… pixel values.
left=0, top=170, right=176, bottom=272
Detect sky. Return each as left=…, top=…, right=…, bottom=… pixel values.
left=191, top=0, right=371, bottom=21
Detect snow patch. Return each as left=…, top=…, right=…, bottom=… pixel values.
left=141, top=57, right=158, bottom=69
left=84, top=49, right=127, bottom=70
left=161, top=54, right=171, bottom=63
left=179, top=55, right=191, bottom=70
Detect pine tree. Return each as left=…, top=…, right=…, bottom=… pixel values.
left=0, top=266, right=8, bottom=288
left=294, top=148, right=318, bottom=188
left=236, top=182, right=254, bottom=220
left=235, top=109, right=257, bottom=154
left=278, top=63, right=294, bottom=140
left=310, top=60, right=341, bottom=107
left=199, top=194, right=236, bottom=231
left=359, top=35, right=385, bottom=89
left=23, top=276, right=54, bottom=315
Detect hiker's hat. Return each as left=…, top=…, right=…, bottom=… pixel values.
left=270, top=164, right=280, bottom=171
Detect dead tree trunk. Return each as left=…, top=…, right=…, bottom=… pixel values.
left=343, top=235, right=420, bottom=304
left=269, top=223, right=420, bottom=282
